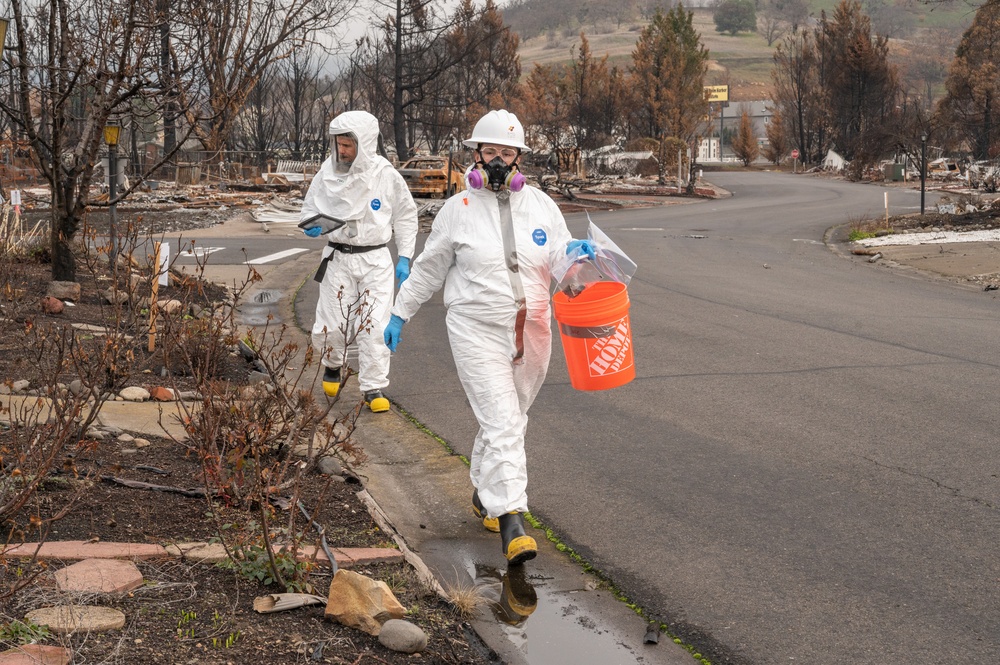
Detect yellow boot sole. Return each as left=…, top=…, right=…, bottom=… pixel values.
left=322, top=380, right=340, bottom=398
left=504, top=535, right=537, bottom=565
left=472, top=506, right=500, bottom=533
left=367, top=396, right=390, bottom=413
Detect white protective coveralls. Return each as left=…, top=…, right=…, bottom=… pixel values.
left=302, top=111, right=417, bottom=393
left=391, top=179, right=572, bottom=518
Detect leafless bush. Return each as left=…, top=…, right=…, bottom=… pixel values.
left=152, top=254, right=375, bottom=591
left=0, top=204, right=45, bottom=258
left=0, top=232, right=159, bottom=600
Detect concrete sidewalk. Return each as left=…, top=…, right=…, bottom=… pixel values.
left=0, top=394, right=190, bottom=442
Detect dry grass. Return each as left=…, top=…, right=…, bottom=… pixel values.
left=444, top=581, right=486, bottom=620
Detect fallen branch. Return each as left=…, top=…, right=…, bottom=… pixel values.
left=135, top=465, right=171, bottom=475
left=99, top=475, right=216, bottom=498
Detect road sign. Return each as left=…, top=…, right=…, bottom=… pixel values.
left=704, top=85, right=729, bottom=102
left=791, top=149, right=800, bottom=159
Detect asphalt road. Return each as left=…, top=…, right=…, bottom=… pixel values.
left=378, top=173, right=1000, bottom=665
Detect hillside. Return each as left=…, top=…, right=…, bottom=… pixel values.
left=506, top=1, right=977, bottom=103
left=516, top=8, right=776, bottom=100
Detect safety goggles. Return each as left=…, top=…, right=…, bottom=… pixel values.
left=479, top=147, right=519, bottom=161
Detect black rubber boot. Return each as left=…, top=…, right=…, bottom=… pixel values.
left=322, top=367, right=340, bottom=397
left=472, top=490, right=500, bottom=532
left=364, top=389, right=390, bottom=413
left=499, top=512, right=536, bottom=565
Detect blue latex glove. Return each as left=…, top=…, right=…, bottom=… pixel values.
left=303, top=226, right=323, bottom=238
left=567, top=239, right=596, bottom=261
left=395, top=256, right=410, bottom=284
left=384, top=314, right=405, bottom=352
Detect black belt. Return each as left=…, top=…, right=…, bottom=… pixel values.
left=313, top=241, right=388, bottom=283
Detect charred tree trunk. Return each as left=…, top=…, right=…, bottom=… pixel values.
left=158, top=0, right=176, bottom=179
left=392, top=0, right=409, bottom=162
left=51, top=178, right=79, bottom=282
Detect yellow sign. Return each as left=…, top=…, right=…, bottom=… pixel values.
left=704, top=85, right=729, bottom=102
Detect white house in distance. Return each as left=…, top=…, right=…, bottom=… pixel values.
left=698, top=100, right=773, bottom=163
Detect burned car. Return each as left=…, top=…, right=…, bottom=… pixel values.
left=398, top=156, right=466, bottom=198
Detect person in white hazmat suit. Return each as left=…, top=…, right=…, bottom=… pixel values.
left=301, top=111, right=417, bottom=413
left=383, top=110, right=595, bottom=565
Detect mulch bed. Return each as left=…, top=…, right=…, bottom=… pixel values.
left=0, top=252, right=245, bottom=396
left=0, top=221, right=498, bottom=664
left=0, top=429, right=495, bottom=664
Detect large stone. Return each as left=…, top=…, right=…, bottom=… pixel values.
left=317, top=456, right=343, bottom=477
left=40, top=297, right=64, bottom=315
left=54, top=558, right=143, bottom=594
left=324, top=569, right=405, bottom=636
left=25, top=606, right=125, bottom=635
left=378, top=619, right=428, bottom=654
left=0, top=644, right=72, bottom=664
left=100, top=289, right=129, bottom=306
left=118, top=386, right=150, bottom=402
left=248, top=371, right=270, bottom=384
left=157, top=299, right=183, bottom=315
left=46, top=281, right=80, bottom=302
left=237, top=339, right=256, bottom=361
left=147, top=386, right=175, bottom=401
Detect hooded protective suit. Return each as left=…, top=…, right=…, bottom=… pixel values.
left=391, top=175, right=572, bottom=518
left=303, top=111, right=417, bottom=393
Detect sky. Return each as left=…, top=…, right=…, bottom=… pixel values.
left=322, top=0, right=515, bottom=74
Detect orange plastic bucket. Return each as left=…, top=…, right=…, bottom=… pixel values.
left=552, top=281, right=635, bottom=391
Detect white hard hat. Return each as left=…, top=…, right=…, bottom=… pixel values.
left=463, top=110, right=530, bottom=153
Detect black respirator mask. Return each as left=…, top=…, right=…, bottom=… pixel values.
left=468, top=156, right=526, bottom=192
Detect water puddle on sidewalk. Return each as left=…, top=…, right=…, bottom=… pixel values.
left=431, top=543, right=655, bottom=665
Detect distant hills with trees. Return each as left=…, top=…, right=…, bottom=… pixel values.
left=334, top=0, right=998, bottom=180
left=500, top=0, right=1000, bottom=177
left=504, top=0, right=979, bottom=106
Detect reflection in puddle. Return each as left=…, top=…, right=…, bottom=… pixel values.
left=423, top=542, right=654, bottom=664
left=475, top=564, right=537, bottom=653
left=476, top=565, right=538, bottom=626
left=467, top=558, right=648, bottom=664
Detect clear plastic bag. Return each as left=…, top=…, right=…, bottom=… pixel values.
left=553, top=214, right=637, bottom=298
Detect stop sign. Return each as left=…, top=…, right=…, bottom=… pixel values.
left=791, top=149, right=800, bottom=159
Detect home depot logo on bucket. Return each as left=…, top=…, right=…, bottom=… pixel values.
left=552, top=281, right=636, bottom=391
left=585, top=317, right=632, bottom=377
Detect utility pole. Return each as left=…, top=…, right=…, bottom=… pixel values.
left=920, top=133, right=927, bottom=215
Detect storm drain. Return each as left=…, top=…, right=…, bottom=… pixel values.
left=239, top=289, right=284, bottom=326
left=251, top=289, right=282, bottom=304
